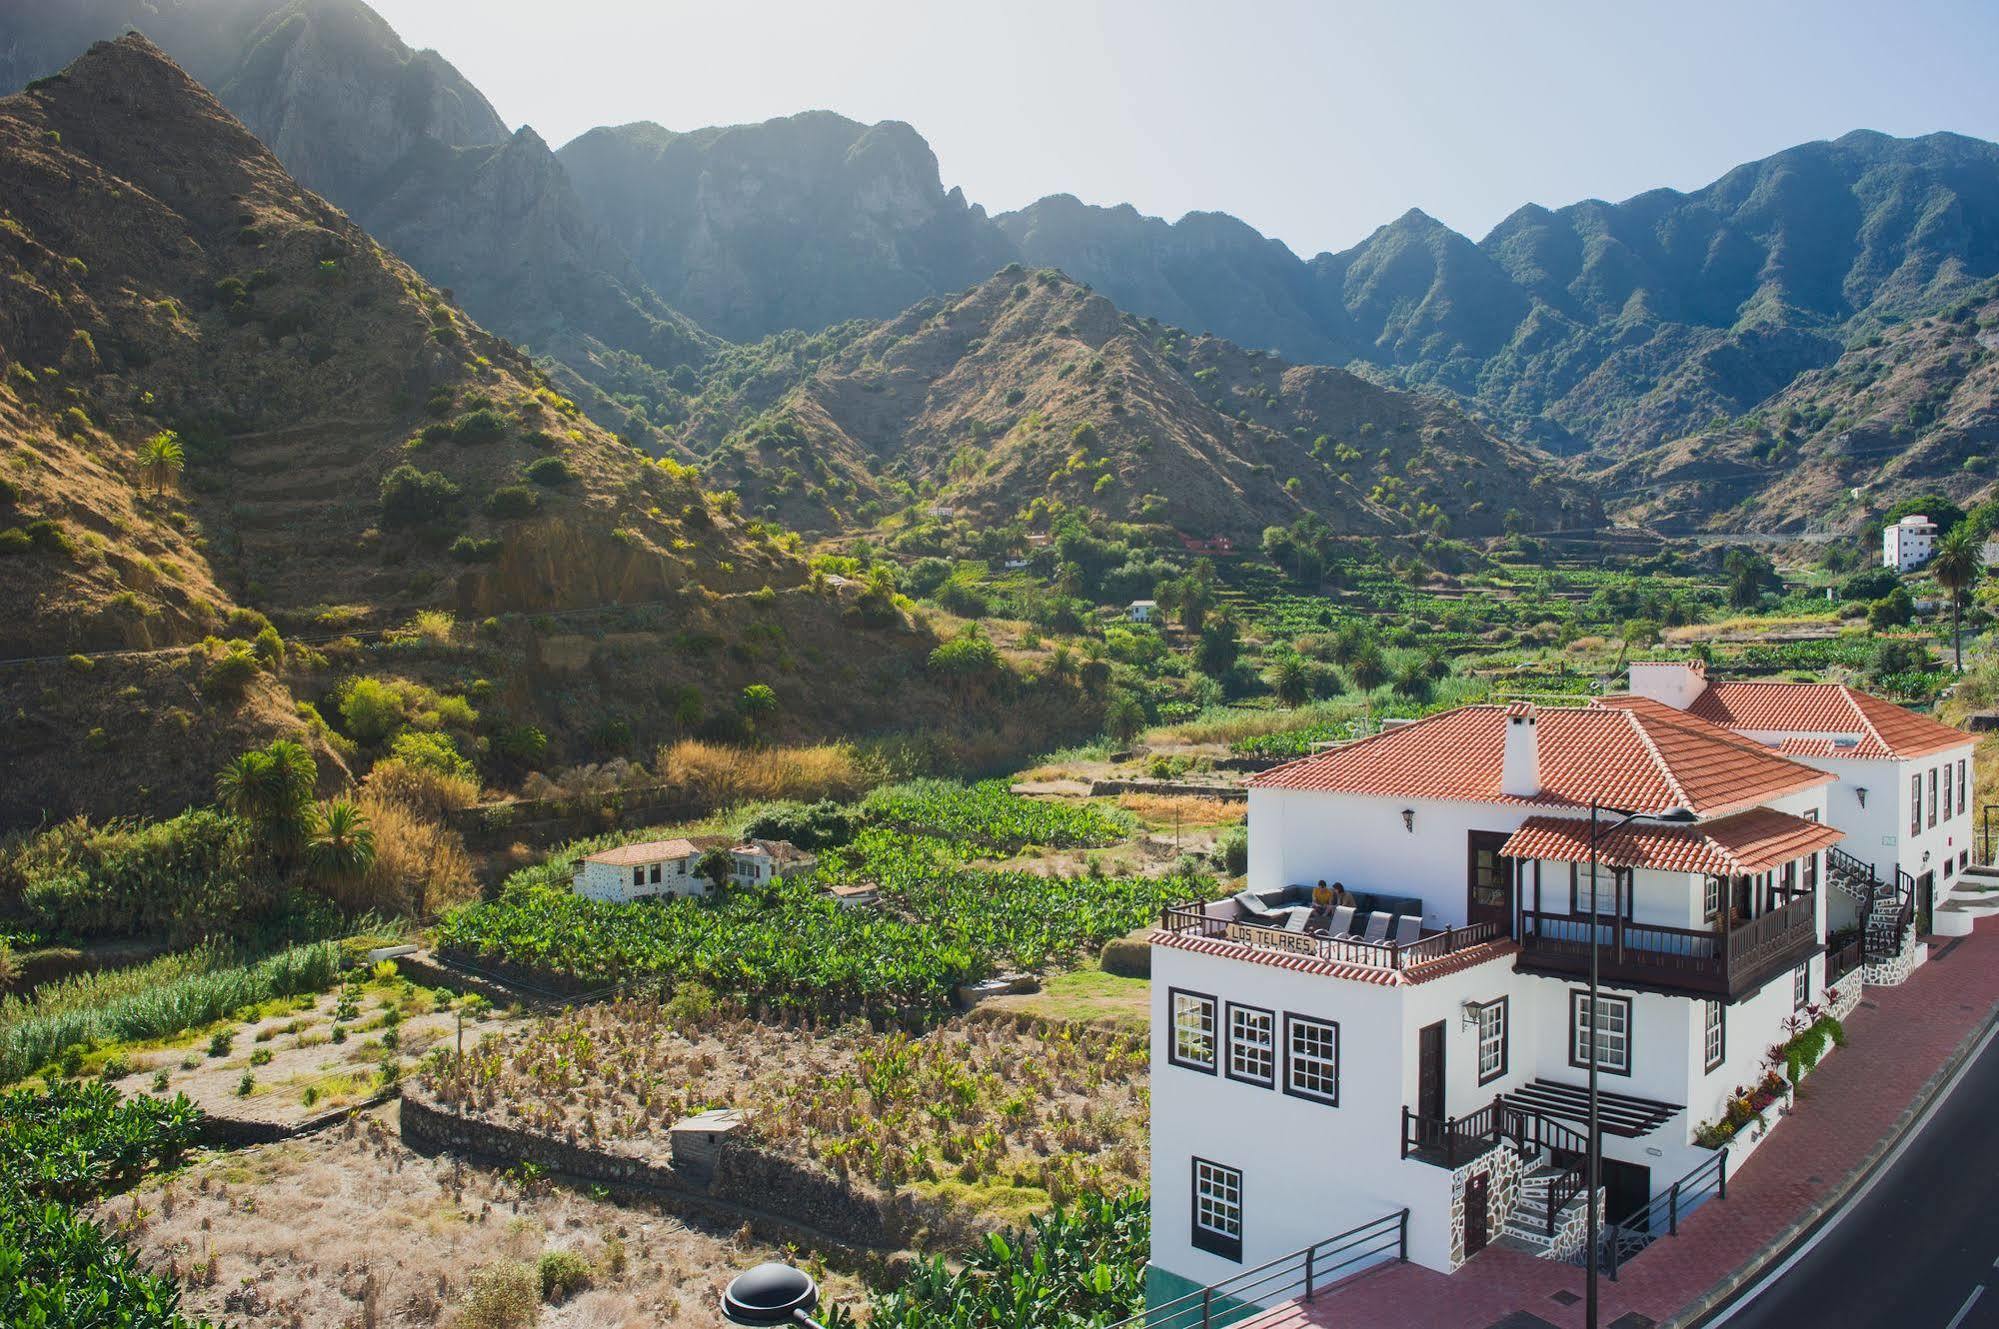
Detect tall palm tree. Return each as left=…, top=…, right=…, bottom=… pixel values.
left=137, top=429, right=185, bottom=498
left=1931, top=526, right=1982, bottom=672
left=215, top=739, right=318, bottom=851
left=307, top=799, right=376, bottom=882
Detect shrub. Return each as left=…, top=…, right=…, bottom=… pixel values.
left=459, top=1262, right=539, bottom=1329
left=379, top=464, right=460, bottom=528
left=484, top=485, right=539, bottom=519
left=537, top=1249, right=591, bottom=1302
left=1215, top=825, right=1249, bottom=877
left=523, top=456, right=572, bottom=486
left=654, top=739, right=873, bottom=809
left=0, top=528, right=28, bottom=555
left=450, top=534, right=501, bottom=562
left=337, top=676, right=407, bottom=744
left=387, top=729, right=476, bottom=781
left=449, top=408, right=508, bottom=444
left=202, top=643, right=258, bottom=699
left=23, top=518, right=71, bottom=554
left=740, top=799, right=857, bottom=850
left=343, top=790, right=476, bottom=918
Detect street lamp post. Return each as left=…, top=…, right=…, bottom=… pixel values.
left=1584, top=800, right=1695, bottom=1329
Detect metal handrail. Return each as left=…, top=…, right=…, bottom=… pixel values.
left=1598, top=1148, right=1728, bottom=1281
left=1105, top=1210, right=1409, bottom=1329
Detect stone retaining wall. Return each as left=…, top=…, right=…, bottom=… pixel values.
left=1086, top=779, right=1246, bottom=802
left=399, top=1089, right=911, bottom=1254
left=392, top=951, right=545, bottom=1007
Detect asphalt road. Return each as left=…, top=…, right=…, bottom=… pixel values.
left=1707, top=1020, right=1999, bottom=1329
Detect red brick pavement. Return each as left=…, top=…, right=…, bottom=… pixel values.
left=1249, top=925, right=1999, bottom=1329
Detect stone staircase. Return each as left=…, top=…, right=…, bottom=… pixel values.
left=1936, top=863, right=1999, bottom=936
left=1498, top=1157, right=1595, bottom=1259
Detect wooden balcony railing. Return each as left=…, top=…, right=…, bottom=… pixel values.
left=1517, top=893, right=1819, bottom=1000
left=1159, top=905, right=1497, bottom=972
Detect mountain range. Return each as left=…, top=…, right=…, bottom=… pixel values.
left=3, top=0, right=1998, bottom=534
left=0, top=34, right=1025, bottom=823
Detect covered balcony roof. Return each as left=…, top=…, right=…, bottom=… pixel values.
left=1499, top=806, right=1844, bottom=878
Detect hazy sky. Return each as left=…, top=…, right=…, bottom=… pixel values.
left=368, top=0, right=1999, bottom=257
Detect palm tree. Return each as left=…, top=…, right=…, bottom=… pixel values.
left=137, top=429, right=185, bottom=498
left=215, top=739, right=318, bottom=852
left=1931, top=526, right=1982, bottom=672
left=1269, top=656, right=1311, bottom=707
left=307, top=799, right=376, bottom=882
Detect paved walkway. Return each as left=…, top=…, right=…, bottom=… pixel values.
left=1249, top=925, right=1999, bottom=1329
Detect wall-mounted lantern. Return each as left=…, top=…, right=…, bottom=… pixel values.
left=1401, top=809, right=1415, bottom=833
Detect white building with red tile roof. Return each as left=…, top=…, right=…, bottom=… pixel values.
left=1144, top=687, right=1961, bottom=1310
left=573, top=837, right=713, bottom=901
left=1620, top=661, right=1976, bottom=914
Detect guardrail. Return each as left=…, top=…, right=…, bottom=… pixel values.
left=1159, top=906, right=1497, bottom=973
left=1597, top=1148, right=1728, bottom=1280
left=1105, top=1211, right=1408, bottom=1329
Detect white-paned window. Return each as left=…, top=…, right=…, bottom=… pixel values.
left=1226, top=1004, right=1275, bottom=1087
left=1476, top=998, right=1508, bottom=1085
left=1169, top=990, right=1217, bottom=1072
left=1571, top=991, right=1631, bottom=1074
left=1191, top=1158, right=1243, bottom=1260
left=1283, top=1014, right=1339, bottom=1104
left=1703, top=1000, right=1725, bottom=1072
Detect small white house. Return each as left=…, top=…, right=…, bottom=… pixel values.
left=728, top=839, right=818, bottom=884
left=1883, top=514, right=1936, bottom=571
left=1127, top=599, right=1158, bottom=623
left=573, top=838, right=710, bottom=901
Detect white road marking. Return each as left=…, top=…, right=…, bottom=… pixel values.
left=1704, top=1018, right=1999, bottom=1327
left=1944, top=1284, right=1984, bottom=1329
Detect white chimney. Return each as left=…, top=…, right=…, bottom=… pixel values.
left=1501, top=707, right=1540, bottom=798
left=1627, top=660, right=1708, bottom=711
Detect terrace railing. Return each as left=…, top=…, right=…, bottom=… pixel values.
left=1518, top=893, right=1818, bottom=1000
left=1104, top=1210, right=1408, bottom=1329
left=1158, top=906, right=1497, bottom=973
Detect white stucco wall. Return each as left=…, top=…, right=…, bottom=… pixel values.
left=1247, top=789, right=1540, bottom=928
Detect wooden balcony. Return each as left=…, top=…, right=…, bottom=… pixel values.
left=1516, top=893, right=1819, bottom=1000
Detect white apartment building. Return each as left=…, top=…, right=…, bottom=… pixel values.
left=1146, top=685, right=1961, bottom=1312
left=1883, top=514, right=1936, bottom=571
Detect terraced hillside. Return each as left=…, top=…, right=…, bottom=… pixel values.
left=0, top=36, right=1044, bottom=822
left=691, top=269, right=1600, bottom=539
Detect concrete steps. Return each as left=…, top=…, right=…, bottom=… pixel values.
left=1502, top=1164, right=1587, bottom=1251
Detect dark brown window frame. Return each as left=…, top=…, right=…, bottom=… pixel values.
left=1223, top=1001, right=1277, bottom=1089
left=1281, top=1012, right=1340, bottom=1106
left=1475, top=996, right=1510, bottom=1086
left=1569, top=861, right=1634, bottom=919
left=1568, top=989, right=1633, bottom=1077
left=1190, top=1156, right=1244, bottom=1262
left=1168, top=988, right=1219, bottom=1075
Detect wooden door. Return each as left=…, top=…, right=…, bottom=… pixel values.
left=1467, top=831, right=1515, bottom=938
left=1418, top=1021, right=1446, bottom=1122
left=1463, top=1170, right=1490, bottom=1257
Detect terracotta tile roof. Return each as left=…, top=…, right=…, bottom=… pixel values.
left=582, top=838, right=700, bottom=867
left=1150, top=929, right=1515, bottom=986
left=1500, top=808, right=1844, bottom=877
left=1679, top=681, right=1971, bottom=759
left=1249, top=704, right=1830, bottom=815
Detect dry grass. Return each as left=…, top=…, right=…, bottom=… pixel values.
left=366, top=756, right=482, bottom=819
left=340, top=792, right=477, bottom=918
left=653, top=739, right=874, bottom=807
left=1114, top=793, right=1245, bottom=827
left=99, top=1106, right=849, bottom=1328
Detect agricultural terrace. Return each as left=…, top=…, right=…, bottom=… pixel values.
left=420, top=996, right=1148, bottom=1231
left=436, top=782, right=1196, bottom=1011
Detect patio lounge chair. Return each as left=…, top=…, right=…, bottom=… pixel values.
left=1392, top=914, right=1423, bottom=947
left=1233, top=889, right=1282, bottom=923
left=1358, top=912, right=1393, bottom=945
left=1283, top=907, right=1313, bottom=933
left=1325, top=904, right=1357, bottom=938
